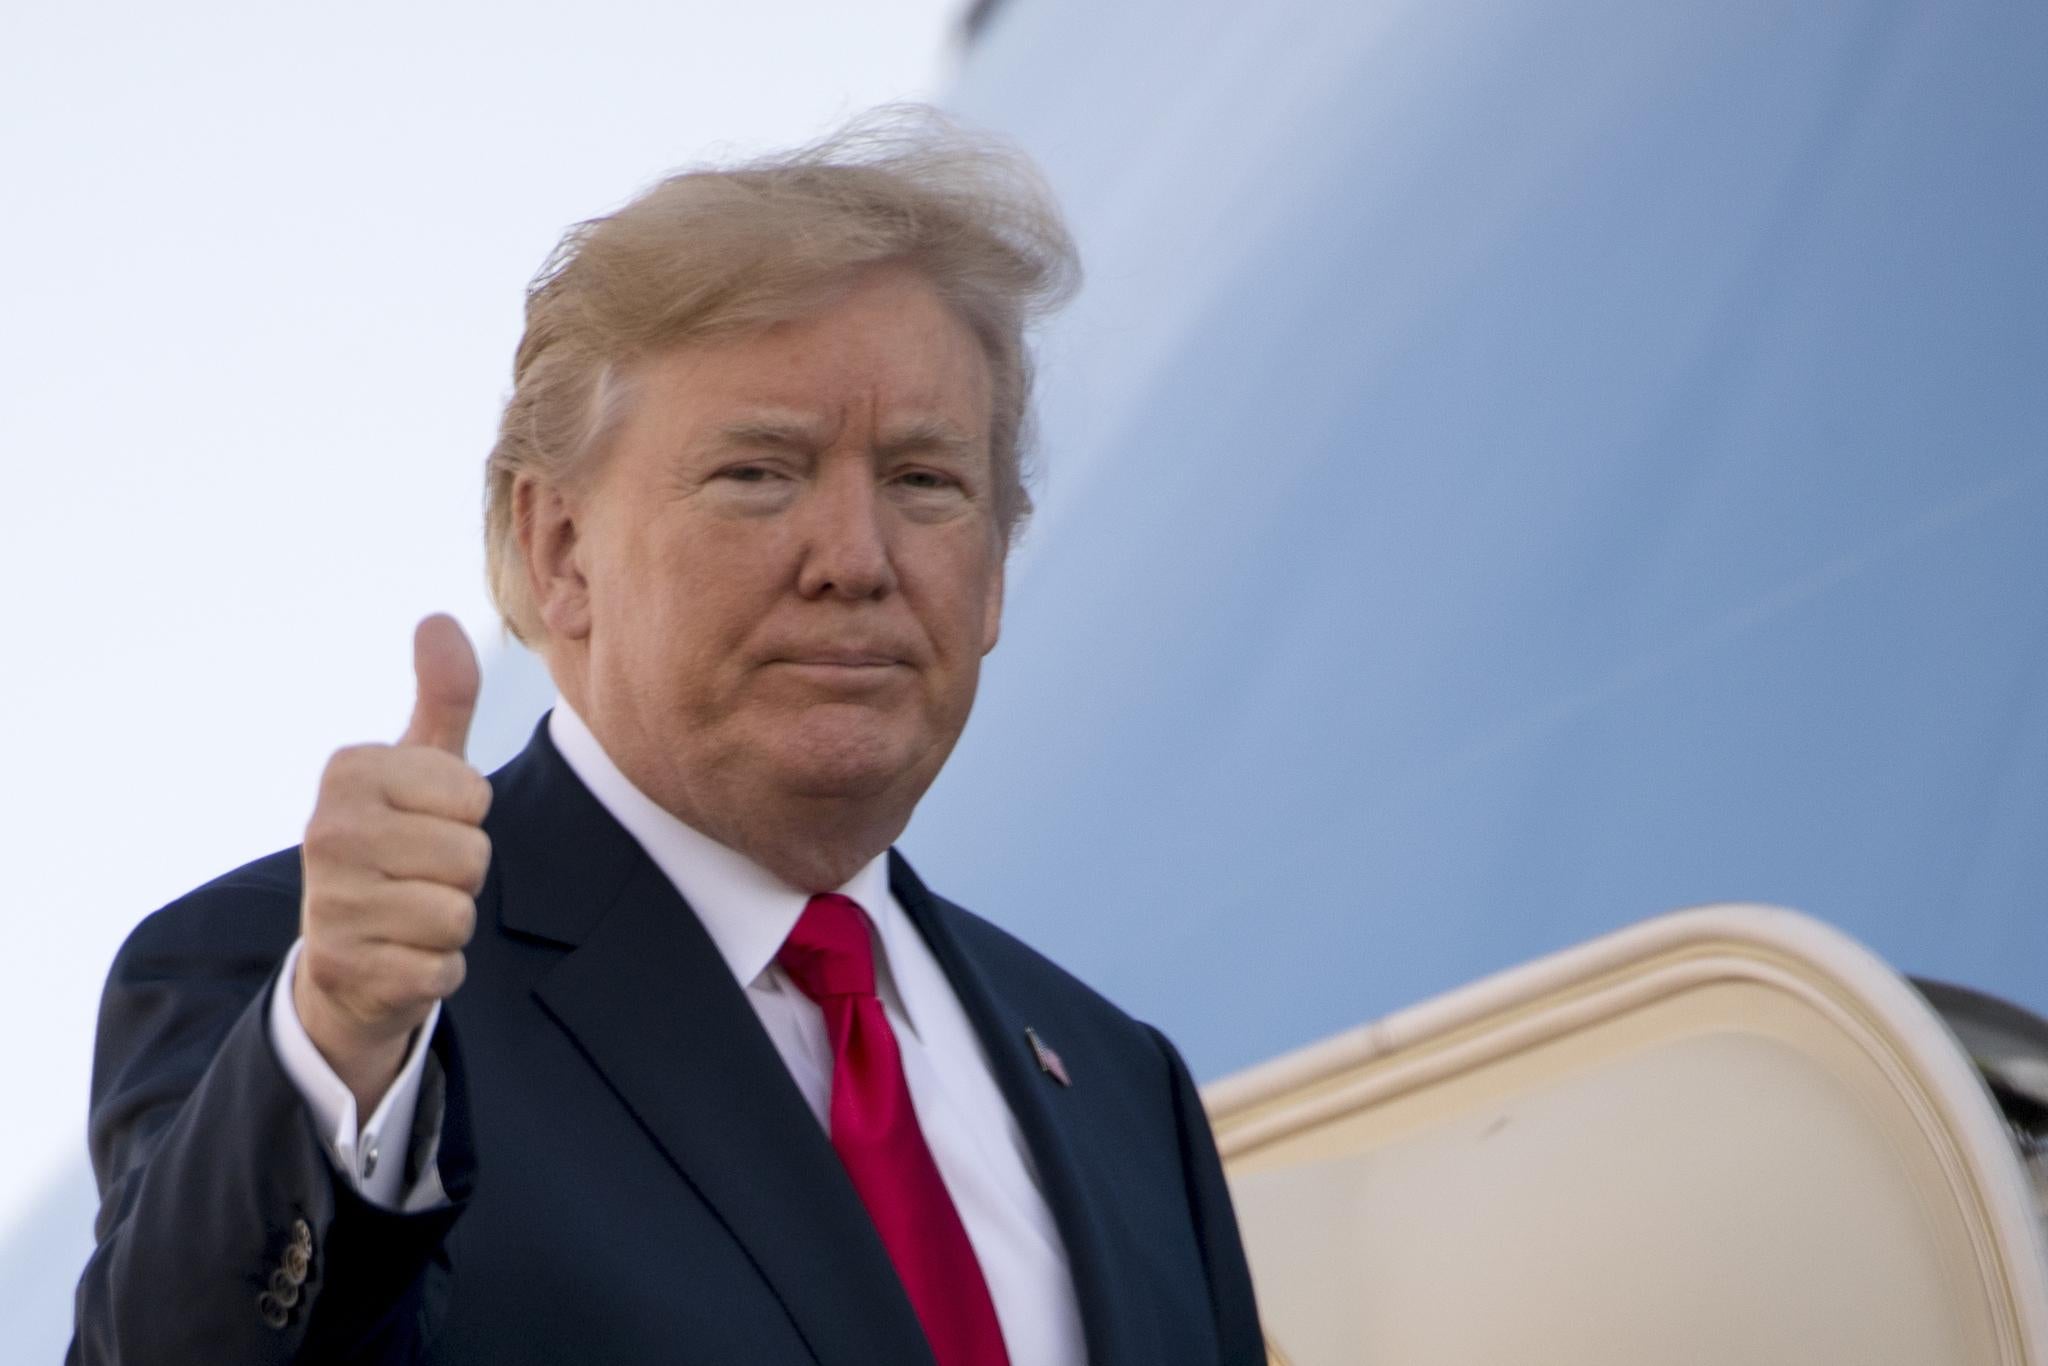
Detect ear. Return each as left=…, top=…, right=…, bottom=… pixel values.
left=514, top=473, right=592, bottom=642
left=980, top=546, right=1005, bottom=656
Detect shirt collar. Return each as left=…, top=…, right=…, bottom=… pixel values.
left=546, top=703, right=920, bottom=1036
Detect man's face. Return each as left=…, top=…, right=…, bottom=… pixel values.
left=541, top=266, right=1004, bottom=835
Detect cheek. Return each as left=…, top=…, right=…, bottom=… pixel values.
left=625, top=542, right=769, bottom=671
left=980, top=572, right=1003, bottom=653
left=915, top=543, right=1002, bottom=650
left=935, top=579, right=1003, bottom=676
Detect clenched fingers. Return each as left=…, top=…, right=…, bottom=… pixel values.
left=319, top=743, right=493, bottom=825
left=304, top=806, right=492, bottom=894
left=304, top=877, right=477, bottom=953
left=300, top=937, right=468, bottom=1027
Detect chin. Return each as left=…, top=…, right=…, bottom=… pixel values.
left=765, top=711, right=941, bottom=801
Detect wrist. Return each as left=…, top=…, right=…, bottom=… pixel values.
left=292, top=964, right=415, bottom=1123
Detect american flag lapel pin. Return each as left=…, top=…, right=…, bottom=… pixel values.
left=1025, top=1027, right=1071, bottom=1087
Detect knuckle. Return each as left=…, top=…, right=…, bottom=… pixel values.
left=462, top=773, right=494, bottom=825
left=301, top=866, right=365, bottom=925
left=305, top=802, right=388, bottom=868
left=322, top=743, right=384, bottom=789
left=362, top=983, right=405, bottom=1022
left=367, top=966, right=423, bottom=1020
left=303, top=807, right=358, bottom=861
left=398, top=883, right=471, bottom=947
left=299, top=940, right=351, bottom=998
left=312, top=810, right=363, bottom=858
left=300, top=816, right=337, bottom=860
left=433, top=886, right=478, bottom=944
left=463, top=831, right=494, bottom=890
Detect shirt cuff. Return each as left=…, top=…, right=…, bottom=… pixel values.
left=268, top=937, right=447, bottom=1211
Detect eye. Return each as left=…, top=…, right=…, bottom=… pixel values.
left=702, top=460, right=801, bottom=512
left=893, top=468, right=960, bottom=492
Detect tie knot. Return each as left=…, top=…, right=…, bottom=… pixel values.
left=777, top=893, right=877, bottom=1001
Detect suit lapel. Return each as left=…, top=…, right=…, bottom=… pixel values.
left=487, top=725, right=935, bottom=1366
left=890, top=853, right=1148, bottom=1366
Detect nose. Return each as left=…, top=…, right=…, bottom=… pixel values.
left=795, top=462, right=897, bottom=601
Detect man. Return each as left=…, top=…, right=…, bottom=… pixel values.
left=71, top=110, right=1262, bottom=1365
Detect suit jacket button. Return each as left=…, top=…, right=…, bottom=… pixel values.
left=283, top=1242, right=310, bottom=1282
left=257, top=1291, right=290, bottom=1329
left=269, top=1268, right=302, bottom=1308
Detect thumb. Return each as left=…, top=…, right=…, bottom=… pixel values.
left=399, top=613, right=480, bottom=756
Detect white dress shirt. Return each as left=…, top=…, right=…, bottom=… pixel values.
left=269, top=702, right=1087, bottom=1366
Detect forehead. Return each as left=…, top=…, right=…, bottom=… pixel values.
left=636, top=267, right=993, bottom=441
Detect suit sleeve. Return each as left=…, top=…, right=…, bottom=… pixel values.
left=269, top=937, right=450, bottom=1212
left=1146, top=1025, right=1266, bottom=1365
left=69, top=871, right=476, bottom=1365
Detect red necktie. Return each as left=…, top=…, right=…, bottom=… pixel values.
left=777, top=893, right=1012, bottom=1366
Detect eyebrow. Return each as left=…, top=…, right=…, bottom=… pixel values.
left=713, top=411, right=829, bottom=450
left=875, top=417, right=978, bottom=457
left=710, top=411, right=979, bottom=457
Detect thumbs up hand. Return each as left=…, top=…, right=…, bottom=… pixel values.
left=294, top=614, right=494, bottom=1118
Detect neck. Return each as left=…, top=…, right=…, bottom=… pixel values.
left=689, top=795, right=906, bottom=893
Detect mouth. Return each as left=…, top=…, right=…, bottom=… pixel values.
left=763, top=652, right=913, bottom=691
left=772, top=652, right=906, bottom=669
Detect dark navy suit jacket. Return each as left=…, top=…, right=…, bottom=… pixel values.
left=70, top=720, right=1263, bottom=1364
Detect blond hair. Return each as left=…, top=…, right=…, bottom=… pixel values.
left=483, top=106, right=1081, bottom=644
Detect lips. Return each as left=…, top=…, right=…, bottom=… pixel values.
left=779, top=651, right=901, bottom=667
left=758, top=642, right=923, bottom=685
left=770, top=650, right=907, bottom=669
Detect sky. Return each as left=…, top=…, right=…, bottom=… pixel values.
left=0, top=0, right=964, bottom=1272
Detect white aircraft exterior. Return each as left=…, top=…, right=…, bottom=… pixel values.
left=919, top=1, right=2048, bottom=1357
